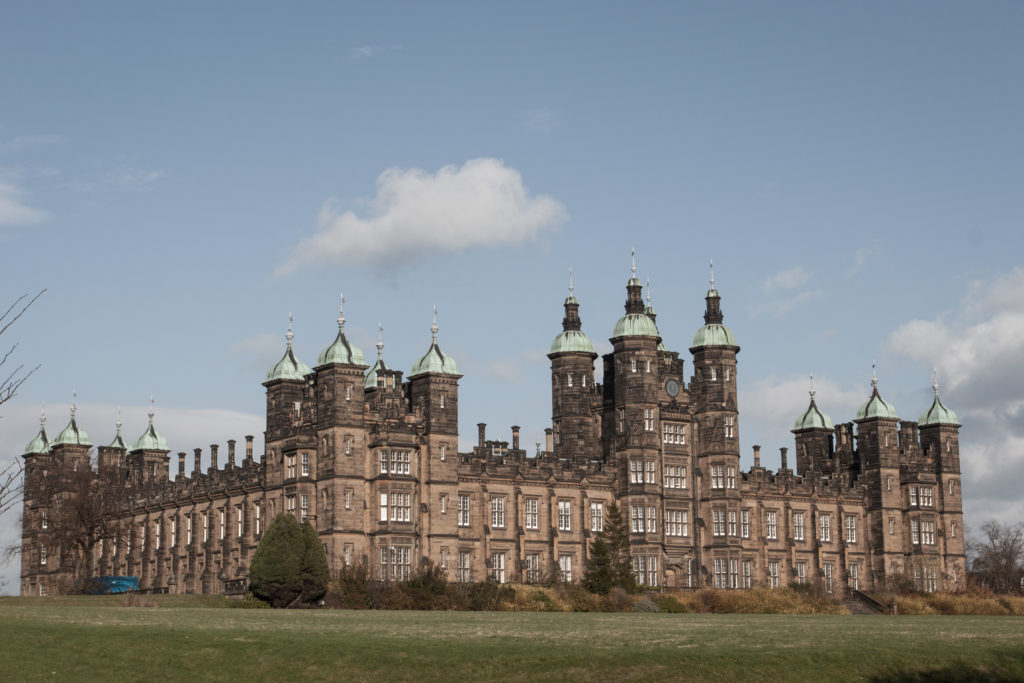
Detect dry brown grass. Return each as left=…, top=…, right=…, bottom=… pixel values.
left=896, top=592, right=1024, bottom=616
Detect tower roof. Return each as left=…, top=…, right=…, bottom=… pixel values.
left=691, top=261, right=738, bottom=349
left=551, top=268, right=596, bottom=355
left=22, top=403, right=50, bottom=455
left=107, top=406, right=129, bottom=450
left=364, top=322, right=389, bottom=388
left=919, top=371, right=960, bottom=426
left=855, top=364, right=900, bottom=421
left=409, top=306, right=459, bottom=377
left=613, top=252, right=661, bottom=339
left=266, top=314, right=313, bottom=382
left=132, top=398, right=169, bottom=451
left=51, top=394, right=92, bottom=447
left=317, top=295, right=367, bottom=367
left=793, top=374, right=834, bottom=431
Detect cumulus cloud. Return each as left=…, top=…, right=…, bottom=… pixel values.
left=0, top=400, right=265, bottom=594
left=276, top=158, right=568, bottom=274
left=740, top=373, right=865, bottom=444
left=0, top=182, right=47, bottom=226
left=887, top=267, right=1024, bottom=525
left=763, top=266, right=810, bottom=293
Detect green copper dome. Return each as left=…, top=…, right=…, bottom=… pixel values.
left=364, top=325, right=388, bottom=388
left=691, top=323, right=737, bottom=348
left=52, top=411, right=91, bottom=448
left=612, top=313, right=660, bottom=338
left=318, top=331, right=366, bottom=366
left=856, top=371, right=899, bottom=420
left=23, top=427, right=50, bottom=455
left=919, top=378, right=960, bottom=426
left=409, top=309, right=459, bottom=377
left=266, top=344, right=312, bottom=382
left=550, top=329, right=595, bottom=355
left=133, top=423, right=169, bottom=451
left=794, top=401, right=834, bottom=431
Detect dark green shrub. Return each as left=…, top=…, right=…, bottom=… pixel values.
left=249, top=514, right=304, bottom=607
left=653, top=594, right=688, bottom=613
left=631, top=597, right=660, bottom=612
left=300, top=522, right=330, bottom=604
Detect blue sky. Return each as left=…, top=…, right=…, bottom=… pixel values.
left=2, top=2, right=1023, bottom=592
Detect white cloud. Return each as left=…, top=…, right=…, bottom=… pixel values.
left=741, top=373, right=864, bottom=439
left=521, top=109, right=563, bottom=133
left=0, top=134, right=60, bottom=154
left=276, top=158, right=568, bottom=274
left=348, top=44, right=400, bottom=61
left=0, top=400, right=265, bottom=594
left=0, top=182, right=47, bottom=226
left=887, top=266, right=1024, bottom=526
left=763, top=266, right=810, bottom=292
left=753, top=289, right=824, bottom=319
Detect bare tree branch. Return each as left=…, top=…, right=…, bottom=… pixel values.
left=0, top=289, right=45, bottom=409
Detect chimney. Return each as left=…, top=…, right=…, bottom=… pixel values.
left=753, top=444, right=761, bottom=469
left=227, top=439, right=236, bottom=468
left=477, top=423, right=487, bottom=448
left=545, top=428, right=553, bottom=453
left=245, top=435, right=254, bottom=461
left=177, top=452, right=186, bottom=479
left=780, top=447, right=789, bottom=471
left=210, top=444, right=219, bottom=471
left=512, top=425, right=520, bottom=451
left=193, top=448, right=202, bottom=476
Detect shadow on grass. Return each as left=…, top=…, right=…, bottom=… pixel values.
left=871, top=648, right=1024, bottom=683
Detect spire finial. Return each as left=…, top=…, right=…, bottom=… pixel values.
left=568, top=266, right=574, bottom=296
left=431, top=305, right=439, bottom=341
left=337, top=293, right=346, bottom=330
left=871, top=362, right=878, bottom=390
left=71, top=391, right=77, bottom=418
left=148, top=396, right=155, bottom=424
left=932, top=367, right=940, bottom=396
left=376, top=321, right=384, bottom=358
left=40, top=401, right=46, bottom=428
left=286, top=312, right=294, bottom=345
left=646, top=279, right=652, bottom=305
left=709, top=259, right=715, bottom=289
left=631, top=248, right=637, bottom=276
left=810, top=372, right=816, bottom=400
left=116, top=405, right=122, bottom=436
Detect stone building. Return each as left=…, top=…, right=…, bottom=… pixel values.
left=19, top=263, right=966, bottom=595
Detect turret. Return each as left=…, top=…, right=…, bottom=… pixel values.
left=407, top=306, right=461, bottom=436
left=792, top=374, right=835, bottom=475
left=548, top=268, right=599, bottom=461
left=918, top=370, right=961, bottom=473
left=127, top=398, right=171, bottom=484
left=97, top=408, right=129, bottom=479
left=312, top=296, right=367, bottom=430
left=264, top=314, right=313, bottom=442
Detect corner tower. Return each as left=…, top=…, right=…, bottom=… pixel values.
left=548, top=269, right=599, bottom=461
left=792, top=375, right=835, bottom=476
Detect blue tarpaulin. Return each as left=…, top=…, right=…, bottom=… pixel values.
left=84, top=576, right=139, bottom=594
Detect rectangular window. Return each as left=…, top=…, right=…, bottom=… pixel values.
left=380, top=493, right=388, bottom=522
left=664, top=465, right=686, bottom=489
left=203, top=511, right=209, bottom=542
left=379, top=451, right=388, bottom=474
left=41, top=510, right=47, bottom=530
left=558, top=500, right=572, bottom=531
left=525, top=498, right=539, bottom=530
left=491, top=552, right=506, bottom=583
left=633, top=555, right=645, bottom=585
left=234, top=505, right=243, bottom=537
left=644, top=408, right=654, bottom=432
left=300, top=495, right=309, bottom=522
left=922, top=521, right=936, bottom=545
left=712, top=510, right=726, bottom=537
left=344, top=544, right=352, bottom=567
left=666, top=509, right=686, bottom=537
left=440, top=494, right=447, bottom=514
left=286, top=454, right=296, bottom=479
left=909, top=486, right=919, bottom=507
left=345, top=437, right=352, bottom=456
left=765, top=511, right=777, bottom=540
left=155, top=520, right=162, bottom=550
left=729, top=559, right=739, bottom=589
left=912, top=520, right=920, bottom=544
left=845, top=515, right=857, bottom=543
left=187, top=515, right=193, bottom=545
left=301, top=452, right=310, bottom=477
left=662, top=423, right=686, bottom=445
left=219, top=509, right=226, bottom=539
left=889, top=517, right=895, bottom=535
left=646, top=506, right=657, bottom=533
left=632, top=505, right=644, bottom=533
left=848, top=564, right=860, bottom=590
left=823, top=563, right=834, bottom=593
left=40, top=544, right=47, bottom=565
left=768, top=560, right=780, bottom=588
left=390, top=546, right=411, bottom=581
left=727, top=510, right=737, bottom=537
left=617, top=408, right=625, bottom=434
left=491, top=497, right=506, bottom=528
left=560, top=554, right=573, bottom=583
left=440, top=547, right=448, bottom=570
left=590, top=502, right=604, bottom=532
left=923, top=565, right=938, bottom=593
left=171, top=518, right=177, bottom=547
left=631, top=359, right=637, bottom=373
left=457, top=551, right=471, bottom=582
left=742, top=560, right=752, bottom=589
left=795, top=561, right=807, bottom=584
left=630, top=459, right=643, bottom=484
left=645, top=359, right=651, bottom=373
left=525, top=553, right=541, bottom=583
left=344, top=489, right=352, bottom=510
left=390, top=492, right=411, bottom=522
left=390, top=451, right=411, bottom=475
left=726, top=466, right=736, bottom=489
left=819, top=514, right=831, bottom=542
left=457, top=494, right=470, bottom=527
left=725, top=416, right=735, bottom=438
left=440, top=392, right=447, bottom=409
left=714, top=558, right=728, bottom=588
left=645, top=460, right=656, bottom=484
left=920, top=487, right=933, bottom=507
left=711, top=465, right=724, bottom=489
left=440, top=444, right=446, bottom=461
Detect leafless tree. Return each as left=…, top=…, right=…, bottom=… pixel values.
left=967, top=520, right=1024, bottom=594
left=1, top=289, right=45, bottom=408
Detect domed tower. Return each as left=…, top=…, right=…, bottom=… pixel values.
left=792, top=375, right=835, bottom=476
left=49, top=395, right=93, bottom=475
left=264, top=314, right=314, bottom=443
left=127, top=398, right=171, bottom=485
left=689, top=262, right=740, bottom=488
left=918, top=370, right=961, bottom=474
left=98, top=408, right=129, bottom=480
left=408, top=306, right=461, bottom=439
left=20, top=405, right=51, bottom=595
left=548, top=269, right=599, bottom=462
left=603, top=252, right=662, bottom=479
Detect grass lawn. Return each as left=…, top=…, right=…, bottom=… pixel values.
left=2, top=596, right=1023, bottom=681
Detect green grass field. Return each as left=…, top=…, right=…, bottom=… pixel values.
left=2, top=596, right=1023, bottom=681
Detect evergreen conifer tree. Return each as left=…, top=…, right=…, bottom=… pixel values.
left=249, top=513, right=304, bottom=607
left=300, top=521, right=330, bottom=603
left=583, top=502, right=635, bottom=594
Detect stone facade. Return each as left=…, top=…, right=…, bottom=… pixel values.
left=19, top=270, right=966, bottom=595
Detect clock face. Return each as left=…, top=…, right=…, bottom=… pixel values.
left=666, top=379, right=680, bottom=398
